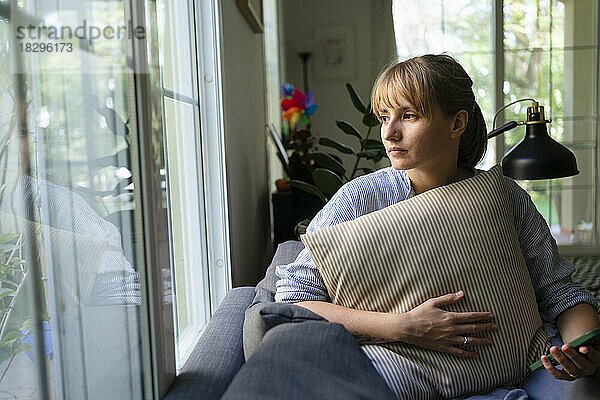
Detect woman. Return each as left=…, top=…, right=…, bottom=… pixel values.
left=275, top=54, right=600, bottom=398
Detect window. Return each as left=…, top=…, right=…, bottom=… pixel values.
left=0, top=0, right=230, bottom=397
left=156, top=0, right=226, bottom=370
left=392, top=0, right=599, bottom=249
left=0, top=1, right=150, bottom=398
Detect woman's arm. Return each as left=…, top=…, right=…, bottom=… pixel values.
left=557, top=303, right=600, bottom=343
left=297, top=290, right=497, bottom=359
left=540, top=303, right=600, bottom=380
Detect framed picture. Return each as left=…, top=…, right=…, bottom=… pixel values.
left=314, top=26, right=356, bottom=80
left=236, top=0, right=264, bottom=33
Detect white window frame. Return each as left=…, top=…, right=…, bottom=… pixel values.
left=194, top=0, right=232, bottom=315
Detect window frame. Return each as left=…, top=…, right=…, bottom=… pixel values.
left=129, top=0, right=232, bottom=396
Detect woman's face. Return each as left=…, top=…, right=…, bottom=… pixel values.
left=379, top=96, right=460, bottom=171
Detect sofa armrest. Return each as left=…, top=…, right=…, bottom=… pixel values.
left=165, top=286, right=255, bottom=400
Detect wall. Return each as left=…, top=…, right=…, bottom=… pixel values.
left=280, top=0, right=396, bottom=170
left=220, top=0, right=272, bottom=286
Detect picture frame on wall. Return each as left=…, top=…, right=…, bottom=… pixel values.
left=314, top=26, right=356, bottom=80
left=236, top=0, right=264, bottom=33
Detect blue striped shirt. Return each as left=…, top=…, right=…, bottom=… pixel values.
left=275, top=167, right=598, bottom=331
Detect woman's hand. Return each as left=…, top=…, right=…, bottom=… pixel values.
left=398, top=290, right=497, bottom=359
left=541, top=343, right=600, bottom=380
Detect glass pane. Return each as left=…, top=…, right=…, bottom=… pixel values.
left=504, top=0, right=553, bottom=50
left=157, top=0, right=196, bottom=98
left=554, top=48, right=598, bottom=119
left=1, top=1, right=147, bottom=398
left=550, top=188, right=595, bottom=245
left=455, top=52, right=495, bottom=169
left=393, top=0, right=493, bottom=57
left=550, top=118, right=596, bottom=143
left=503, top=49, right=551, bottom=148
left=550, top=0, right=565, bottom=49
left=393, top=0, right=444, bottom=58
left=163, top=97, right=210, bottom=369
left=443, top=1, right=493, bottom=54
left=561, top=0, right=597, bottom=48
left=551, top=147, right=595, bottom=188
left=520, top=185, right=596, bottom=246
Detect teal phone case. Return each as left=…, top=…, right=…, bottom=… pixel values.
left=530, top=328, right=600, bottom=372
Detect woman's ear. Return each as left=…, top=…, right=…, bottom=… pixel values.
left=450, top=110, right=469, bottom=139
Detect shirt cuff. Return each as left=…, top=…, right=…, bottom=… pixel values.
left=538, top=281, right=599, bottom=323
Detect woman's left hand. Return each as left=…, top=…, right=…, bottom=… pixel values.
left=541, top=343, right=600, bottom=380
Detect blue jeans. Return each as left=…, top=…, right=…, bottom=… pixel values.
left=454, top=336, right=600, bottom=400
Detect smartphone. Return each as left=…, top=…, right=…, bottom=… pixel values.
left=530, top=328, right=600, bottom=372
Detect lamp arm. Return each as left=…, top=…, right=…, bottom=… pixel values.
left=487, top=121, right=520, bottom=139
left=492, top=98, right=536, bottom=130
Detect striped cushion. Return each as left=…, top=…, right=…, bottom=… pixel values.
left=301, top=165, right=549, bottom=399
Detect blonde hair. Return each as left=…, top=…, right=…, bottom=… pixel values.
left=371, top=54, right=487, bottom=168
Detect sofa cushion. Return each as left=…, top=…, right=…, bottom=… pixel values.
left=300, top=164, right=550, bottom=399
left=243, top=241, right=306, bottom=359
left=223, top=320, right=397, bottom=400
left=243, top=301, right=324, bottom=360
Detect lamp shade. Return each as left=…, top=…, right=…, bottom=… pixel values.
left=502, top=122, right=579, bottom=180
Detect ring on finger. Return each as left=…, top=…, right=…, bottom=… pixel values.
left=463, top=336, right=469, bottom=347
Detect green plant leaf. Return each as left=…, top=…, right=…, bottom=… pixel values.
left=362, top=102, right=380, bottom=127
left=310, top=152, right=346, bottom=175
left=0, top=244, right=17, bottom=253
left=0, top=234, right=19, bottom=245
left=319, top=138, right=354, bottom=155
left=0, top=280, right=18, bottom=289
left=19, top=342, right=33, bottom=353
left=0, top=287, right=14, bottom=299
left=362, top=139, right=385, bottom=150
left=357, top=149, right=381, bottom=158
left=312, top=168, right=344, bottom=196
left=335, top=120, right=362, bottom=140
left=1, top=331, right=20, bottom=346
left=345, top=83, right=366, bottom=113
left=288, top=180, right=328, bottom=203
left=326, top=153, right=343, bottom=163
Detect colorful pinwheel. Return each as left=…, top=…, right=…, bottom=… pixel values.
left=281, top=83, right=317, bottom=130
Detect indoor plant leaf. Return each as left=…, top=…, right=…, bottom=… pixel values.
left=356, top=149, right=381, bottom=158
left=358, top=167, right=375, bottom=174
left=335, top=120, right=362, bottom=140
left=345, top=83, right=366, bottom=114
left=362, top=139, right=385, bottom=150
left=319, top=138, right=354, bottom=155
left=289, top=180, right=328, bottom=203
left=310, top=152, right=346, bottom=175
left=362, top=102, right=380, bottom=127
left=312, top=168, right=344, bottom=196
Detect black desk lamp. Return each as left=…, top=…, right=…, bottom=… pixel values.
left=487, top=99, right=579, bottom=180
